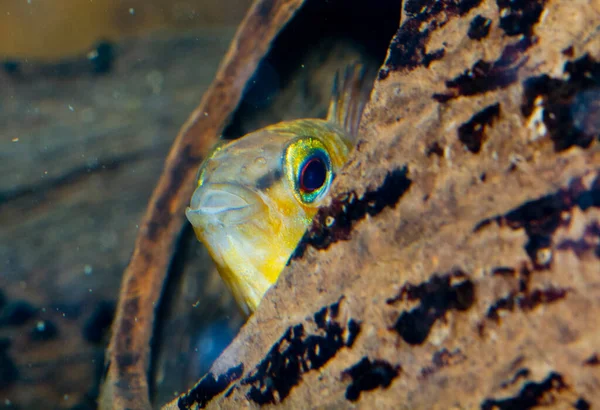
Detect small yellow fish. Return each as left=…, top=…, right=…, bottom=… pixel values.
left=185, top=65, right=371, bottom=314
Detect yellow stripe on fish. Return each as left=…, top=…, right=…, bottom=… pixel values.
left=186, top=65, right=372, bottom=314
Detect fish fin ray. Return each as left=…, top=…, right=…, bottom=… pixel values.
left=326, top=63, right=372, bottom=140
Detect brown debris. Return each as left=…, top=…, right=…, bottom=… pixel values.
left=165, top=0, right=600, bottom=408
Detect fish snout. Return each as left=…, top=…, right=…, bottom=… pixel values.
left=186, top=183, right=264, bottom=228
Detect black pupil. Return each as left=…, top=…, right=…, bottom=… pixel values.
left=300, top=157, right=327, bottom=192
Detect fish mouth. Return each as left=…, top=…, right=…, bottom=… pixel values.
left=186, top=183, right=264, bottom=228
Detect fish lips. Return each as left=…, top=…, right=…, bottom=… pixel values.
left=186, top=183, right=265, bottom=228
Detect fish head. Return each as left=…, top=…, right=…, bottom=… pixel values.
left=185, top=119, right=351, bottom=313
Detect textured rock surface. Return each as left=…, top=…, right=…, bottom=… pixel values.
left=166, top=0, right=600, bottom=408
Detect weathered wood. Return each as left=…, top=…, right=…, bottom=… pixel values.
left=166, top=0, right=600, bottom=408
left=101, top=1, right=306, bottom=408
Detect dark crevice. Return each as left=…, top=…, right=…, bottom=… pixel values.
left=224, top=0, right=400, bottom=138
left=150, top=223, right=196, bottom=403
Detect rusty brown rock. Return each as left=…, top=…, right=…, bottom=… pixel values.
left=165, top=0, right=600, bottom=408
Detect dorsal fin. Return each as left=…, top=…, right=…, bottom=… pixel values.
left=326, top=64, right=372, bottom=140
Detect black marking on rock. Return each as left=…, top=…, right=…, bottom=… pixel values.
left=487, top=264, right=569, bottom=322
left=473, top=218, right=493, bottom=232
left=458, top=103, right=500, bottom=153
left=522, top=54, right=600, bottom=152
left=0, top=338, right=18, bottom=389
left=456, top=0, right=484, bottom=14
left=388, top=271, right=475, bottom=345
left=433, top=37, right=530, bottom=102
left=496, top=0, right=547, bottom=37
left=491, top=266, right=516, bottom=277
left=292, top=167, right=411, bottom=260
left=346, top=318, right=361, bottom=347
left=500, top=368, right=530, bottom=389
left=556, top=221, right=600, bottom=258
left=402, top=0, right=433, bottom=16
left=378, top=68, right=390, bottom=80
left=468, top=15, right=492, bottom=40
left=256, top=169, right=283, bottom=191
left=420, top=348, right=466, bottom=379
left=562, top=46, right=574, bottom=58
left=30, top=319, right=59, bottom=341
left=486, top=293, right=516, bottom=322
left=342, top=357, right=400, bottom=401
left=241, top=300, right=360, bottom=404
left=383, top=0, right=482, bottom=75
left=517, top=286, right=570, bottom=311
left=481, top=372, right=566, bottom=410
left=575, top=398, right=591, bottom=410
left=475, top=176, right=600, bottom=269
left=83, top=300, right=116, bottom=344
left=583, top=354, right=599, bottom=366
left=426, top=141, right=444, bottom=157
left=177, top=364, right=244, bottom=409
left=0, top=300, right=37, bottom=326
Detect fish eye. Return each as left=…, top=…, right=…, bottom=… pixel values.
left=285, top=137, right=333, bottom=205
left=299, top=156, right=327, bottom=193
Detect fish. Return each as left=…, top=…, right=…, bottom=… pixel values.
left=185, top=65, right=372, bottom=315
